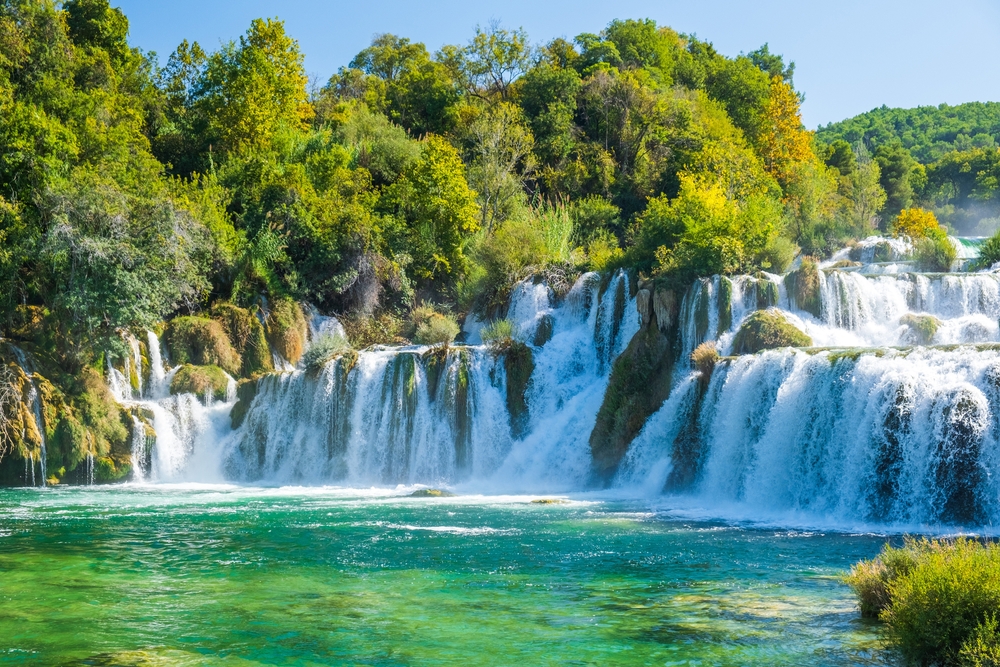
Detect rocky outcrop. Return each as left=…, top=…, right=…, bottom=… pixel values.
left=170, top=365, right=232, bottom=402
left=165, top=317, right=242, bottom=377
left=589, top=282, right=680, bottom=484
left=784, top=257, right=822, bottom=318
left=731, top=310, right=812, bottom=355
left=265, top=299, right=308, bottom=366
left=211, top=303, right=273, bottom=377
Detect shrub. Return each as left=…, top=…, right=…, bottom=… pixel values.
left=959, top=615, right=1000, bottom=667
left=301, top=334, right=352, bottom=372
left=731, top=310, right=812, bottom=355
left=846, top=539, right=925, bottom=618
left=165, top=317, right=241, bottom=376
left=976, top=230, right=1000, bottom=270
left=481, top=319, right=516, bottom=350
left=691, top=341, right=719, bottom=375
left=892, top=208, right=942, bottom=239
left=848, top=538, right=1000, bottom=666
left=473, top=217, right=547, bottom=315
left=915, top=234, right=957, bottom=272
left=883, top=538, right=1000, bottom=666
left=757, top=236, right=798, bottom=275
left=210, top=302, right=273, bottom=377
left=342, top=312, right=406, bottom=348
left=412, top=306, right=460, bottom=346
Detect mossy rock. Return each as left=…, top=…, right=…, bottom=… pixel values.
left=530, top=498, right=567, bottom=504
left=503, top=342, right=535, bottom=439
left=94, top=455, right=131, bottom=483
left=783, top=257, right=822, bottom=318
left=533, top=314, right=554, bottom=347
left=731, top=310, right=812, bottom=355
left=230, top=378, right=260, bottom=430
left=900, top=314, right=941, bottom=345
left=211, top=303, right=273, bottom=378
left=266, top=299, right=308, bottom=366
left=409, top=488, right=456, bottom=497
left=590, top=318, right=678, bottom=484
left=165, top=316, right=241, bottom=376
left=170, top=365, right=231, bottom=402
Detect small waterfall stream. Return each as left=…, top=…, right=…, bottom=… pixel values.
left=8, top=344, right=47, bottom=486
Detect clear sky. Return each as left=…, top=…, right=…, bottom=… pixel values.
left=114, top=0, right=1000, bottom=129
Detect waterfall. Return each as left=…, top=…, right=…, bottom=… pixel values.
left=224, top=270, right=638, bottom=490
left=9, top=344, right=46, bottom=486
left=107, top=332, right=236, bottom=483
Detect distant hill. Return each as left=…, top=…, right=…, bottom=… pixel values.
left=816, top=102, right=1000, bottom=163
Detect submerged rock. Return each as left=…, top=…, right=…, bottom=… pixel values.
left=731, top=310, right=812, bottom=355
left=409, top=488, right=456, bottom=497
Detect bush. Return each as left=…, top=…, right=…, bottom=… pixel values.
left=211, top=302, right=273, bottom=377
left=165, top=317, right=241, bottom=376
left=892, top=208, right=941, bottom=239
left=731, top=310, right=812, bottom=354
left=757, top=236, right=798, bottom=274
left=342, top=312, right=406, bottom=348
left=301, top=334, right=352, bottom=372
left=481, top=319, right=516, bottom=350
left=915, top=234, right=957, bottom=272
left=691, top=341, right=719, bottom=375
left=412, top=306, right=460, bottom=346
left=848, top=538, right=1000, bottom=666
left=976, top=230, right=1000, bottom=270
left=959, top=615, right=1000, bottom=667
left=473, top=217, right=548, bottom=315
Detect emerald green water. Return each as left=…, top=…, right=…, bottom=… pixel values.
left=0, top=486, right=889, bottom=666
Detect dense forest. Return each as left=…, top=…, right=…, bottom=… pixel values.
left=817, top=102, right=1000, bottom=233
left=0, top=0, right=996, bottom=481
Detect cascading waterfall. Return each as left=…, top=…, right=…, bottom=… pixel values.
left=9, top=344, right=46, bottom=486
left=223, top=271, right=638, bottom=490
left=109, top=332, right=236, bottom=482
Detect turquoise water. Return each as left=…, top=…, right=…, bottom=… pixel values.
left=0, top=486, right=889, bottom=666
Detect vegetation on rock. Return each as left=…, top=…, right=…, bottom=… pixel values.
left=170, top=365, right=232, bottom=402
left=731, top=310, right=812, bottom=354
left=900, top=314, right=941, bottom=345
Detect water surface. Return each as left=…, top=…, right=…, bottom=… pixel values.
left=0, top=486, right=888, bottom=666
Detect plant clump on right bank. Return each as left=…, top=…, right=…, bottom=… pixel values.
left=847, top=537, right=1000, bottom=666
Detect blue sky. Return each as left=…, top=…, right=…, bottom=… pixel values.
left=115, top=0, right=1000, bottom=128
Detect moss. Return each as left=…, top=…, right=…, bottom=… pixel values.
left=165, top=316, right=241, bottom=376
left=533, top=314, right=554, bottom=347
left=211, top=302, right=273, bottom=377
left=590, top=320, right=677, bottom=483
left=265, top=299, right=308, bottom=366
left=731, top=310, right=812, bottom=355
left=783, top=257, right=822, bottom=317
left=900, top=313, right=941, bottom=345
left=754, top=273, right=780, bottom=310
left=94, top=455, right=131, bottom=483
left=230, top=378, right=260, bottom=430
left=503, top=342, right=535, bottom=439
left=830, top=260, right=861, bottom=268
left=170, top=365, right=231, bottom=402
left=695, top=279, right=710, bottom=343
left=531, top=498, right=567, bottom=504
left=717, top=277, right=733, bottom=336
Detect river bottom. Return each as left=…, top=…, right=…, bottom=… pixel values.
left=0, top=486, right=889, bottom=666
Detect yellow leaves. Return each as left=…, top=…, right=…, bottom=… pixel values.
left=759, top=75, right=814, bottom=188
left=892, top=208, right=944, bottom=240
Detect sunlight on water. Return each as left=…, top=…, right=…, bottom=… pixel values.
left=0, top=485, right=890, bottom=666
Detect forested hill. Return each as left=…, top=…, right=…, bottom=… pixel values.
left=816, top=102, right=1000, bottom=164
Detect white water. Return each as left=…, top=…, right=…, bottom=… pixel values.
left=8, top=344, right=46, bottom=486
left=218, top=271, right=637, bottom=490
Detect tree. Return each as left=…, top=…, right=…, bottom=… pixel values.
left=455, top=22, right=533, bottom=101
left=194, top=18, right=312, bottom=153
left=875, top=142, right=919, bottom=220
left=758, top=75, right=813, bottom=188
left=385, top=136, right=479, bottom=285
left=891, top=208, right=941, bottom=239
left=846, top=142, right=887, bottom=234
left=464, top=102, right=535, bottom=230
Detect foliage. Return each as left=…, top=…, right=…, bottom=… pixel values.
left=265, top=299, right=308, bottom=366
left=845, top=539, right=926, bottom=618
left=731, top=310, right=812, bottom=354
left=892, top=207, right=942, bottom=239
left=691, top=341, right=719, bottom=375
left=301, top=333, right=353, bottom=372
left=976, top=229, right=1000, bottom=270
left=481, top=318, right=517, bottom=350
left=959, top=615, right=1000, bottom=667
left=411, top=306, right=460, bottom=345
left=914, top=234, right=956, bottom=272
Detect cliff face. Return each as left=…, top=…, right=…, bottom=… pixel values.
left=588, top=284, right=680, bottom=484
